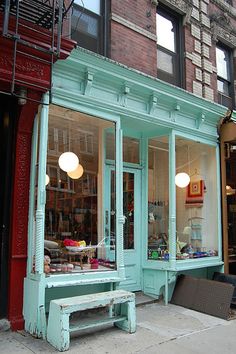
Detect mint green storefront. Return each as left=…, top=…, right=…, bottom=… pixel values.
left=24, top=48, right=227, bottom=337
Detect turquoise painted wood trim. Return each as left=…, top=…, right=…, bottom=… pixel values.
left=27, top=115, right=38, bottom=276
left=45, top=271, right=122, bottom=288
left=116, top=126, right=125, bottom=280
left=173, top=130, right=218, bottom=147
left=216, top=144, right=222, bottom=259
left=169, top=131, right=176, bottom=267
left=142, top=258, right=223, bottom=272
left=35, top=93, right=49, bottom=274
left=141, top=136, right=148, bottom=270
left=52, top=47, right=234, bottom=140
left=52, top=86, right=219, bottom=143
left=104, top=165, right=114, bottom=262
left=52, top=95, right=121, bottom=123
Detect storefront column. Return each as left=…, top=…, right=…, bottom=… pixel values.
left=8, top=91, right=41, bottom=330
left=23, top=93, right=48, bottom=338
left=35, top=94, right=49, bottom=273
left=169, top=131, right=176, bottom=268
left=116, top=124, right=125, bottom=279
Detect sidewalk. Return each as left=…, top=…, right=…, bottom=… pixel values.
left=0, top=301, right=235, bottom=353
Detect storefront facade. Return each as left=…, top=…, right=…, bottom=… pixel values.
left=24, top=47, right=231, bottom=337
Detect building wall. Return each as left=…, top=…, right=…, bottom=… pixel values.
left=108, top=0, right=236, bottom=105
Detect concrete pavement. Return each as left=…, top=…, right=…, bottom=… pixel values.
left=0, top=302, right=235, bottom=353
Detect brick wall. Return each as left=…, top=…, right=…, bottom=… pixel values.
left=110, top=21, right=157, bottom=76
left=110, top=0, right=157, bottom=76
left=108, top=0, right=236, bottom=105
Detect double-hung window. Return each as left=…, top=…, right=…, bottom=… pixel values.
left=71, top=0, right=105, bottom=54
left=156, top=6, right=183, bottom=87
left=216, top=45, right=234, bottom=109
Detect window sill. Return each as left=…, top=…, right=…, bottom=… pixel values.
left=45, top=269, right=122, bottom=288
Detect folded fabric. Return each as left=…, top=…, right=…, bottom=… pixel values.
left=185, top=180, right=204, bottom=207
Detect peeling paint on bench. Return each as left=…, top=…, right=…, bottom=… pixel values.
left=47, top=290, right=136, bottom=351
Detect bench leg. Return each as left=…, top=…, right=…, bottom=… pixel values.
left=114, top=300, right=136, bottom=333
left=47, top=303, right=70, bottom=352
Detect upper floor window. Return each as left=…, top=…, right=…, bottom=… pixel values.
left=216, top=45, right=234, bottom=109
left=71, top=0, right=105, bottom=54
left=156, top=6, right=183, bottom=87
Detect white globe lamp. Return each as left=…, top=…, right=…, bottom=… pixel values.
left=45, top=174, right=50, bottom=186
left=68, top=164, right=84, bottom=179
left=175, top=172, right=190, bottom=188
left=58, top=152, right=79, bottom=172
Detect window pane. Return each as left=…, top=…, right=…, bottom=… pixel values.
left=157, top=48, right=174, bottom=74
left=72, top=8, right=98, bottom=37
left=216, top=47, right=230, bottom=80
left=106, top=134, right=140, bottom=164
left=175, top=137, right=218, bottom=260
left=148, top=137, right=169, bottom=261
left=156, top=13, right=175, bottom=52
left=44, top=105, right=116, bottom=274
left=217, top=79, right=229, bottom=96
left=74, top=0, right=100, bottom=15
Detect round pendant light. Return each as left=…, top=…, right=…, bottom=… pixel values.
left=175, top=172, right=190, bottom=188
left=58, top=152, right=79, bottom=172
left=68, top=164, right=84, bottom=179
left=45, top=174, right=50, bottom=186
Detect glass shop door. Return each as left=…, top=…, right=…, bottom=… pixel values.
left=105, top=166, right=141, bottom=291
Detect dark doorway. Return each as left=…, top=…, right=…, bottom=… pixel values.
left=0, top=94, right=17, bottom=318
left=226, top=143, right=236, bottom=274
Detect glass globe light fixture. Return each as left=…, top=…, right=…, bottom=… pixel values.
left=68, top=164, right=84, bottom=179
left=45, top=174, right=50, bottom=186
left=175, top=172, right=190, bottom=188
left=58, top=152, right=79, bottom=172
left=226, top=185, right=235, bottom=196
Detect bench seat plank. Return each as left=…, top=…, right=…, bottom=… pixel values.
left=53, top=290, right=135, bottom=314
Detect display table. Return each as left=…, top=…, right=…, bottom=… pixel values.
left=64, top=246, right=97, bottom=270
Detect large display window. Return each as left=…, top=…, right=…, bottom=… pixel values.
left=42, top=105, right=116, bottom=274
left=148, top=136, right=169, bottom=260
left=147, top=135, right=219, bottom=262
left=175, top=136, right=218, bottom=260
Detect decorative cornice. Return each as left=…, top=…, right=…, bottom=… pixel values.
left=53, top=47, right=233, bottom=141
left=158, top=0, right=193, bottom=25
left=210, top=13, right=236, bottom=47
left=110, top=13, right=157, bottom=41
left=210, top=0, right=236, bottom=18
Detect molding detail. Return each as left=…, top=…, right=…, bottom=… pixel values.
left=210, top=0, right=236, bottom=17
left=119, top=83, right=131, bottom=107
left=84, top=70, right=94, bottom=95
left=0, top=55, right=45, bottom=77
left=110, top=13, right=157, bottom=41
left=211, top=16, right=236, bottom=47
left=196, top=113, right=206, bottom=129
left=149, top=93, right=158, bottom=114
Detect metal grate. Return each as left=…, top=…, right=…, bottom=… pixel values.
left=0, top=0, right=72, bottom=30
left=0, top=0, right=74, bottom=102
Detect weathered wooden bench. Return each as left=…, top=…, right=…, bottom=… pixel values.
left=47, top=290, right=136, bottom=351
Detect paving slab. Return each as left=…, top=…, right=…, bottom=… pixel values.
left=0, top=302, right=235, bottom=354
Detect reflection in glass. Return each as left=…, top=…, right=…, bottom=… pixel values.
left=175, top=137, right=218, bottom=260
left=123, top=172, right=134, bottom=249
left=148, top=137, right=169, bottom=260
left=157, top=49, right=174, bottom=74
left=43, top=105, right=116, bottom=274
left=156, top=13, right=175, bottom=52
left=106, top=134, right=140, bottom=164
left=216, top=47, right=230, bottom=80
